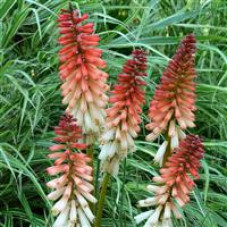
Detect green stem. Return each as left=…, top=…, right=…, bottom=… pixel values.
left=94, top=153, right=100, bottom=214
left=87, top=144, right=94, bottom=161
left=86, top=144, right=94, bottom=211
left=120, top=159, right=126, bottom=227
left=162, top=134, right=171, bottom=167
left=86, top=144, right=94, bottom=178
left=94, top=172, right=110, bottom=227
left=95, top=158, right=100, bottom=200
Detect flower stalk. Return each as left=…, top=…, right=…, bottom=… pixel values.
left=94, top=173, right=111, bottom=227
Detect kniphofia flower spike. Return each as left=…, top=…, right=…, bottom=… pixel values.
left=46, top=114, right=96, bottom=227
left=135, top=135, right=204, bottom=227
left=58, top=8, right=109, bottom=143
left=146, top=34, right=197, bottom=165
left=99, top=50, right=147, bottom=176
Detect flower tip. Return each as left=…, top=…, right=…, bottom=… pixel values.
left=185, top=33, right=196, bottom=41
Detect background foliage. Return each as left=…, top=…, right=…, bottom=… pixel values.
left=0, top=0, right=227, bottom=227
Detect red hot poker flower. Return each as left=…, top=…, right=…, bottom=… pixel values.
left=99, top=50, right=147, bottom=176
left=46, top=114, right=96, bottom=227
left=107, top=49, right=147, bottom=133
left=58, top=9, right=109, bottom=142
left=146, top=34, right=197, bottom=142
left=135, top=134, right=204, bottom=227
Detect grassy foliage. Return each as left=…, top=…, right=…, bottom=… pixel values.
left=0, top=0, right=226, bottom=227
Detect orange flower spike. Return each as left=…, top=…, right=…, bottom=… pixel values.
left=146, top=34, right=197, bottom=143
left=46, top=114, right=96, bottom=227
left=135, top=135, right=204, bottom=227
left=99, top=50, right=148, bottom=176
left=58, top=8, right=109, bottom=143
